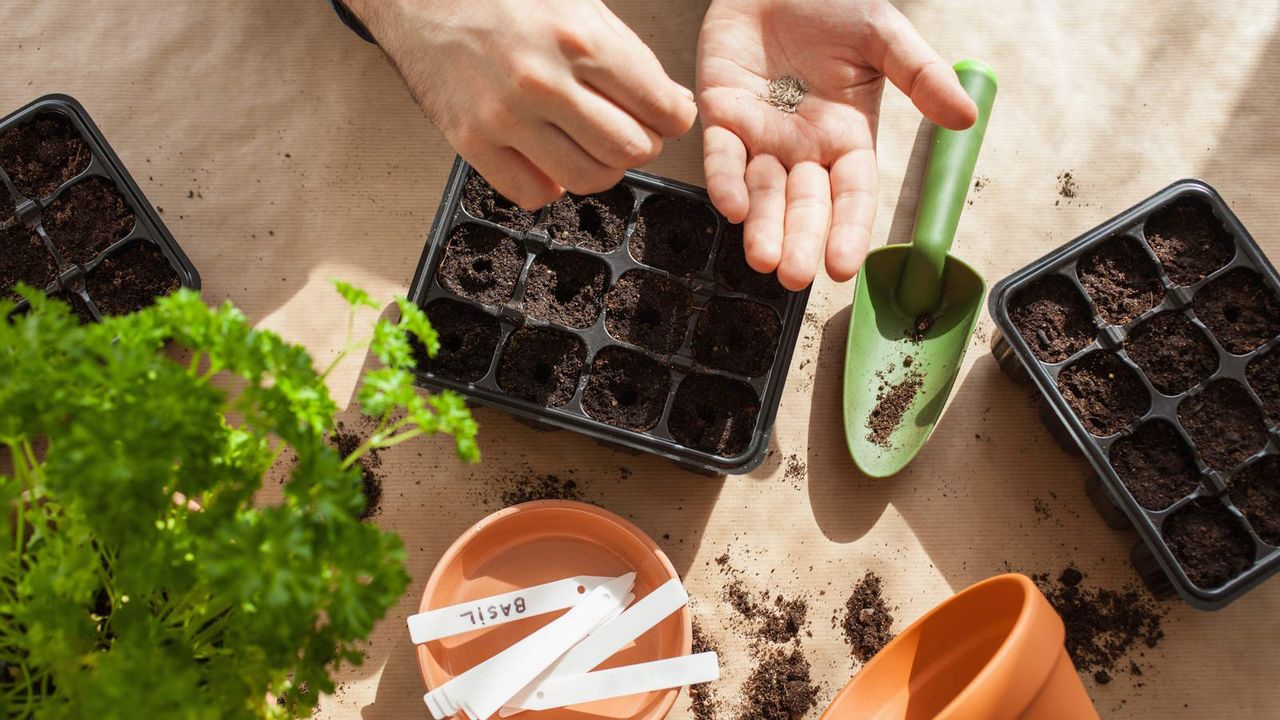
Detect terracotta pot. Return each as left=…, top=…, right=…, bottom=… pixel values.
left=821, top=573, right=1097, bottom=720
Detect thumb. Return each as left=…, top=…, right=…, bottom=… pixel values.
left=866, top=5, right=977, bottom=130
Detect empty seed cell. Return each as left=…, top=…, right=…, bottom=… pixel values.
left=581, top=346, right=671, bottom=431
left=0, top=222, right=56, bottom=299
left=1178, top=380, right=1269, bottom=471
left=542, top=187, right=632, bottom=253
left=461, top=173, right=537, bottom=231
left=85, top=241, right=180, bottom=316
left=604, top=269, right=692, bottom=354
left=629, top=195, right=717, bottom=277
left=1192, top=268, right=1280, bottom=355
left=691, top=297, right=780, bottom=377
left=42, top=176, right=135, bottom=266
left=1163, top=498, right=1256, bottom=589
left=1228, top=456, right=1280, bottom=547
left=668, top=373, right=760, bottom=457
left=0, top=111, right=91, bottom=200
left=1009, top=275, right=1095, bottom=363
left=1124, top=311, right=1217, bottom=395
left=523, top=249, right=607, bottom=329
left=1144, top=197, right=1234, bottom=286
left=415, top=298, right=501, bottom=383
left=497, top=326, right=585, bottom=407
left=1057, top=351, right=1149, bottom=436
left=1076, top=235, right=1163, bottom=325
left=1109, top=420, right=1202, bottom=511
left=438, top=224, right=525, bottom=306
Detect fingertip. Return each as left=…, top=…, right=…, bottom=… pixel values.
left=775, top=262, right=814, bottom=292
left=709, top=183, right=749, bottom=223
left=744, top=233, right=781, bottom=274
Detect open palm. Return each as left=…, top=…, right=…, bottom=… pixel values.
left=697, top=0, right=977, bottom=290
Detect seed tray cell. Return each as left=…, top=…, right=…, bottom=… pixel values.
left=406, top=157, right=811, bottom=474
left=990, top=179, right=1280, bottom=609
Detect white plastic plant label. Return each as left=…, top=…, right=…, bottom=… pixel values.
left=406, top=575, right=616, bottom=644
left=514, top=652, right=721, bottom=711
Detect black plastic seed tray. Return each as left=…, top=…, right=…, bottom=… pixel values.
left=407, top=157, right=811, bottom=474
left=0, top=94, right=199, bottom=319
left=989, top=178, right=1280, bottom=610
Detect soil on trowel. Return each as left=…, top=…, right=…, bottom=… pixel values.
left=1109, top=421, right=1201, bottom=510
left=0, top=111, right=91, bottom=200
left=905, top=313, right=936, bottom=343
left=85, top=241, right=180, bottom=316
left=542, top=186, right=632, bottom=252
left=437, top=224, right=525, bottom=306
left=581, top=346, right=670, bottom=431
left=630, top=195, right=717, bottom=277
left=415, top=298, right=501, bottom=382
left=715, top=223, right=786, bottom=299
left=0, top=222, right=56, bottom=299
left=736, top=646, right=819, bottom=720
left=1227, top=455, right=1280, bottom=547
left=461, top=172, right=537, bottom=231
left=1009, top=275, right=1095, bottom=363
left=42, top=177, right=135, bottom=265
left=523, top=249, right=607, bottom=328
left=330, top=422, right=384, bottom=520
left=496, top=326, right=585, bottom=407
left=1164, top=499, right=1256, bottom=589
left=1124, top=311, right=1217, bottom=395
left=1192, top=268, right=1280, bottom=354
left=668, top=374, right=760, bottom=456
left=1177, top=380, right=1268, bottom=470
left=692, top=297, right=780, bottom=377
left=842, top=570, right=896, bottom=664
left=1247, top=348, right=1280, bottom=425
left=1144, top=197, right=1234, bottom=286
left=866, top=369, right=923, bottom=448
left=604, top=269, right=691, bottom=353
left=1077, top=236, right=1163, bottom=325
left=1057, top=352, right=1148, bottom=436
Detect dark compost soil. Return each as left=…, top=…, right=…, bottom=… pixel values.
left=1057, top=352, right=1148, bottom=436
left=735, top=646, right=819, bottom=720
left=724, top=578, right=808, bottom=644
left=523, top=249, right=607, bottom=328
left=496, top=326, right=585, bottom=407
left=866, top=370, right=923, bottom=448
left=842, top=571, right=895, bottom=664
left=1228, top=455, right=1280, bottom=547
left=85, top=242, right=180, bottom=316
left=1123, top=311, right=1217, bottom=395
left=416, top=298, right=501, bottom=382
left=692, top=297, right=780, bottom=377
left=1009, top=275, right=1095, bottom=363
left=668, top=373, right=760, bottom=457
left=630, top=195, right=716, bottom=277
left=437, top=224, right=525, bottom=306
left=1109, top=420, right=1201, bottom=510
left=1247, top=348, right=1280, bottom=425
left=1192, top=268, right=1280, bottom=354
left=48, top=291, right=95, bottom=324
left=461, top=172, right=537, bottom=231
left=331, top=423, right=384, bottom=520
left=0, top=111, right=91, bottom=200
left=1177, top=379, right=1268, bottom=470
left=581, top=346, right=670, bottom=431
left=543, top=186, right=632, bottom=252
left=0, top=222, right=56, bottom=299
left=1076, top=235, right=1163, bottom=325
left=714, top=223, right=785, bottom=299
left=42, top=177, right=135, bottom=265
left=604, top=269, right=691, bottom=353
left=1144, top=197, right=1234, bottom=286
left=1164, top=499, right=1256, bottom=589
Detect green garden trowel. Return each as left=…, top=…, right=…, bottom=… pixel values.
left=842, top=60, right=997, bottom=477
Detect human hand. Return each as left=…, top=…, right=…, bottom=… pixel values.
left=347, top=0, right=697, bottom=209
left=697, top=0, right=978, bottom=290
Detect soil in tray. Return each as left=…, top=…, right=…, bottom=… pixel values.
left=47, top=291, right=96, bottom=324
left=1144, top=197, right=1234, bottom=286
left=1228, top=455, right=1280, bottom=547
left=604, top=269, right=691, bottom=354
left=415, top=298, right=501, bottom=383
left=1247, top=348, right=1280, bottom=425
left=1124, top=311, right=1217, bottom=395
left=715, top=223, right=785, bottom=299
left=692, top=297, right=780, bottom=377
left=1057, top=351, right=1149, bottom=436
left=496, top=326, right=585, bottom=407
left=522, top=249, right=607, bottom=328
left=1009, top=274, right=1095, bottom=363
left=668, top=373, right=760, bottom=457
left=1178, top=379, right=1268, bottom=470
left=42, top=177, right=135, bottom=266
left=437, top=224, right=525, bottom=306
left=581, top=346, right=670, bottom=431
left=629, top=195, right=717, bottom=277
left=0, top=222, right=56, bottom=299
left=0, top=111, right=91, bottom=200
left=1163, top=498, right=1256, bottom=589
left=543, top=186, right=632, bottom=253
left=85, top=242, right=180, bottom=316
left=461, top=172, right=537, bottom=231
left=1076, top=235, right=1163, bottom=325
left=1109, top=420, right=1202, bottom=510
left=1192, top=268, right=1280, bottom=354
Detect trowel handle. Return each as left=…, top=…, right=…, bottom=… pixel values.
left=896, top=60, right=998, bottom=317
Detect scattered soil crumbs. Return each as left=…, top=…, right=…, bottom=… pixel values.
left=762, top=76, right=808, bottom=114
left=689, top=621, right=724, bottom=720
left=1032, top=567, right=1166, bottom=685
left=841, top=571, right=895, bottom=664
left=1056, top=171, right=1078, bottom=201
left=737, top=646, right=819, bottom=720
left=866, top=370, right=924, bottom=448
left=331, top=422, right=383, bottom=520
left=724, top=579, right=808, bottom=644
left=905, top=312, right=935, bottom=343
left=1144, top=197, right=1234, bottom=286
left=461, top=172, right=537, bottom=231
left=782, top=454, right=806, bottom=490
left=477, top=468, right=586, bottom=508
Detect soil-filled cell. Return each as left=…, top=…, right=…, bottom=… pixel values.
left=0, top=223, right=56, bottom=299
left=42, top=177, right=135, bottom=265
left=1193, top=268, right=1280, bottom=355
left=48, top=291, right=96, bottom=324
left=437, top=224, right=525, bottom=306
left=1178, top=380, right=1268, bottom=470
left=0, top=112, right=91, bottom=200
left=604, top=270, right=692, bottom=354
left=692, top=297, right=780, bottom=377
left=1247, top=348, right=1280, bottom=426
left=543, top=186, right=632, bottom=253
left=1057, top=352, right=1149, bottom=436
left=668, top=373, right=760, bottom=457
left=496, top=326, right=585, bottom=407
left=629, top=195, right=716, bottom=277
left=1229, top=456, right=1280, bottom=547
left=715, top=224, right=785, bottom=299
left=582, top=347, right=671, bottom=431
left=1164, top=499, right=1256, bottom=589
left=1124, top=311, right=1217, bottom=395
left=1109, top=421, right=1201, bottom=510
left=1144, top=197, right=1234, bottom=286
left=461, top=172, right=537, bottom=231
left=1008, top=275, right=1095, bottom=363
left=523, top=250, right=607, bottom=328
left=1077, top=236, right=1163, bottom=325
left=415, top=299, right=501, bottom=383
left=85, top=242, right=180, bottom=316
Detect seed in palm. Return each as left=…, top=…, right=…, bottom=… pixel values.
left=762, top=76, right=808, bottom=114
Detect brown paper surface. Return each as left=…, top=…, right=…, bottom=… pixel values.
left=3, top=1, right=1278, bottom=717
